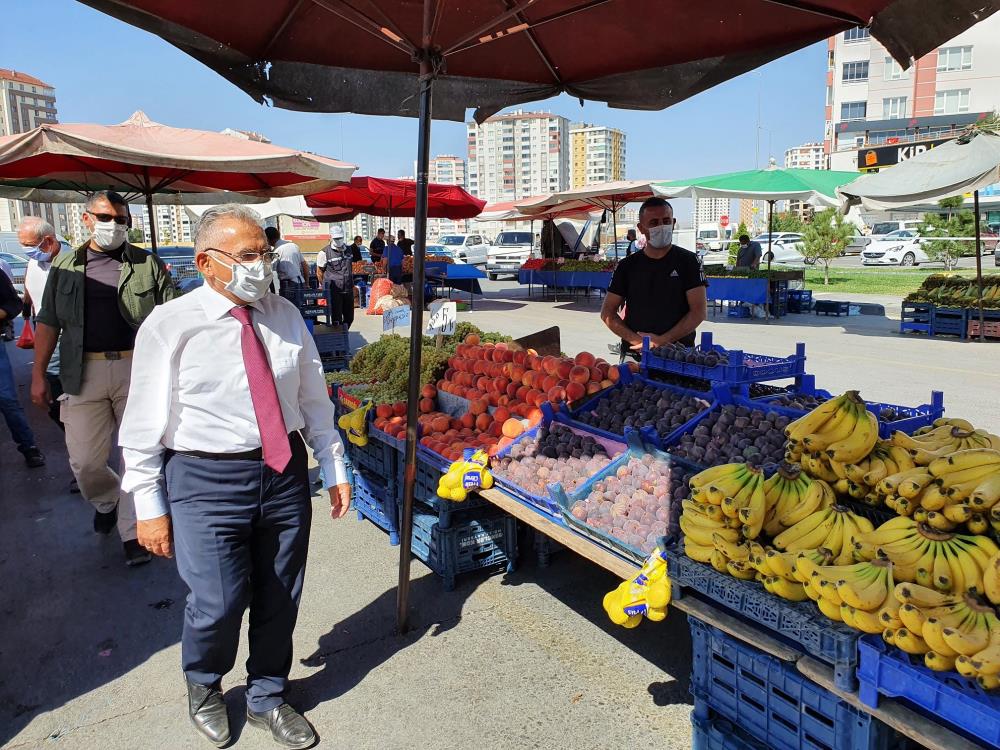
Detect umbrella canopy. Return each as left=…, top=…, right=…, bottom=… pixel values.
left=0, top=185, right=266, bottom=206
left=838, top=130, right=1000, bottom=211
left=81, top=0, right=999, bottom=634
left=185, top=196, right=357, bottom=225
left=306, top=176, right=485, bottom=219
left=78, top=2, right=996, bottom=122
left=654, top=167, right=860, bottom=206
left=517, top=180, right=658, bottom=212
left=0, top=110, right=356, bottom=199
left=477, top=196, right=596, bottom=222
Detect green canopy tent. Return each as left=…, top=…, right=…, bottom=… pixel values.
left=654, top=164, right=859, bottom=311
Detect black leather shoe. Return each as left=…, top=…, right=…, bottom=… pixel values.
left=246, top=703, right=316, bottom=749
left=123, top=540, right=152, bottom=567
left=21, top=446, right=45, bottom=468
left=93, top=505, right=117, bottom=535
left=186, top=678, right=230, bottom=747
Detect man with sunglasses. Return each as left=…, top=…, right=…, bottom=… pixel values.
left=31, top=190, right=175, bottom=567
left=119, top=204, right=350, bottom=749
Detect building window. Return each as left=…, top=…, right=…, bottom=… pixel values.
left=843, top=27, right=870, bottom=42
left=937, top=46, right=972, bottom=72
left=883, top=57, right=907, bottom=80
left=882, top=96, right=907, bottom=119
left=935, top=89, right=970, bottom=115
left=840, top=101, right=867, bottom=121
left=827, top=49, right=835, bottom=70
left=842, top=61, right=869, bottom=82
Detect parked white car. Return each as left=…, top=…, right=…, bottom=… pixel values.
left=862, top=230, right=926, bottom=266
left=754, top=232, right=805, bottom=264
left=487, top=230, right=535, bottom=279
left=436, top=233, right=490, bottom=265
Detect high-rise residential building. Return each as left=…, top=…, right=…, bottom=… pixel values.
left=695, top=197, right=731, bottom=227
left=427, top=155, right=468, bottom=238
left=738, top=199, right=768, bottom=234
left=467, top=110, right=570, bottom=203
left=784, top=142, right=826, bottom=219
left=824, top=15, right=1000, bottom=172
left=569, top=123, right=626, bottom=188
left=0, top=69, right=64, bottom=233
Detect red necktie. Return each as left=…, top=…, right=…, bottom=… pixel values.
left=230, top=305, right=292, bottom=473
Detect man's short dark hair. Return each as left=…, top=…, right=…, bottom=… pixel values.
left=397, top=229, right=405, bottom=238
left=739, top=234, right=750, bottom=243
left=354, top=236, right=363, bottom=243
left=264, top=226, right=280, bottom=243
left=377, top=228, right=385, bottom=234
left=86, top=190, right=127, bottom=211
left=638, top=197, right=673, bottom=222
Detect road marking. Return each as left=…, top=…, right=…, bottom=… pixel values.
left=808, top=349, right=982, bottom=377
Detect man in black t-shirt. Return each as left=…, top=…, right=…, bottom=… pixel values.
left=602, top=197, right=707, bottom=352
left=397, top=229, right=414, bottom=256
left=369, top=228, right=386, bottom=262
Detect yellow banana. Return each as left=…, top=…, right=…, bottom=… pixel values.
left=826, top=405, right=879, bottom=465
left=893, top=628, right=931, bottom=655
left=984, top=551, right=1000, bottom=605
left=858, top=515, right=918, bottom=546
left=942, top=503, right=973, bottom=524
left=765, top=575, right=809, bottom=602
left=690, top=462, right=751, bottom=488
left=712, top=533, right=751, bottom=561
left=917, top=484, right=950, bottom=511
left=803, top=406, right=859, bottom=452
left=948, top=539, right=983, bottom=594
left=816, top=595, right=843, bottom=621
left=924, top=511, right=956, bottom=531
left=852, top=606, right=889, bottom=634
left=922, top=615, right=963, bottom=656
left=970, top=474, right=1000, bottom=509
left=897, top=471, right=936, bottom=499
left=785, top=394, right=850, bottom=441
left=864, top=454, right=889, bottom=487
left=680, top=516, right=739, bottom=547
left=709, top=549, right=730, bottom=574
left=954, top=654, right=981, bottom=678
left=772, top=507, right=833, bottom=551
left=968, top=513, right=990, bottom=535
left=837, top=562, right=891, bottom=610
left=970, top=627, right=1000, bottom=676
left=929, top=448, right=1000, bottom=476
left=726, top=559, right=757, bottom=580
left=924, top=651, right=958, bottom=672
left=898, top=604, right=928, bottom=634
left=683, top=540, right=715, bottom=564
left=942, top=615, right=992, bottom=656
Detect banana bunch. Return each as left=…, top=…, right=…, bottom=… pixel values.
left=785, top=391, right=880, bottom=473
left=984, top=551, right=1000, bottom=606
left=838, top=441, right=917, bottom=506
left=889, top=582, right=1000, bottom=689
left=771, top=504, right=874, bottom=563
left=754, top=547, right=832, bottom=602
left=681, top=463, right=765, bottom=564
left=855, top=516, right=1000, bottom=594
left=893, top=418, right=1000, bottom=465
left=793, top=558, right=900, bottom=630
left=603, top=547, right=671, bottom=627
left=761, top=468, right=834, bottom=537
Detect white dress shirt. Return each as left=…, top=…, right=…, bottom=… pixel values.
left=120, top=283, right=348, bottom=520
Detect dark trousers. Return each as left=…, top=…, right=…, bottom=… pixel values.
left=324, top=282, right=355, bottom=329
left=166, top=433, right=312, bottom=712
left=388, top=265, right=403, bottom=284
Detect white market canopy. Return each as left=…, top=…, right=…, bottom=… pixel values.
left=838, top=130, right=1000, bottom=211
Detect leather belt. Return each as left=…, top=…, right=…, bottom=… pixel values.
left=84, top=350, right=133, bottom=361
left=168, top=432, right=301, bottom=462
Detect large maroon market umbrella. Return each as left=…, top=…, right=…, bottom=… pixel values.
left=307, top=176, right=485, bottom=220
left=78, top=0, right=998, bottom=632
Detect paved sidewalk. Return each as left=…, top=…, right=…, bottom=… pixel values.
left=0, top=335, right=693, bottom=750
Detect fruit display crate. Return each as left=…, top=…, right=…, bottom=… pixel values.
left=690, top=618, right=903, bottom=750
left=968, top=312, right=1000, bottom=340
left=314, top=327, right=351, bottom=358
left=727, top=305, right=753, bottom=319
left=787, top=289, right=813, bottom=314
left=394, top=449, right=490, bottom=529
left=550, top=431, right=701, bottom=565
left=641, top=332, right=807, bottom=385
left=814, top=300, right=850, bottom=317
left=930, top=306, right=970, bottom=339
left=865, top=391, right=945, bottom=439
left=899, top=301, right=934, bottom=336
left=345, top=428, right=398, bottom=479
left=664, top=539, right=861, bottom=690
left=491, top=402, right=625, bottom=521
left=352, top=467, right=399, bottom=545
left=559, top=366, right=715, bottom=449
left=857, top=635, right=1000, bottom=749
left=409, top=505, right=518, bottom=591
left=691, top=708, right=769, bottom=750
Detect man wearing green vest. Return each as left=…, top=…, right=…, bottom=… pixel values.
left=31, top=190, right=176, bottom=566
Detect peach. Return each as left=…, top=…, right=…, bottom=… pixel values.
left=502, top=418, right=524, bottom=439
left=465, top=333, right=480, bottom=345
left=460, top=412, right=475, bottom=429
left=556, top=360, right=573, bottom=380
left=627, top=361, right=640, bottom=373
left=600, top=378, right=614, bottom=388
left=475, top=413, right=492, bottom=432
left=431, top=415, right=449, bottom=433
left=526, top=408, right=543, bottom=427
left=586, top=381, right=601, bottom=395
left=470, top=398, right=488, bottom=416
left=375, top=404, right=393, bottom=419
left=451, top=417, right=464, bottom=431
left=488, top=421, right=504, bottom=438
left=547, top=386, right=566, bottom=403
left=512, top=350, right=527, bottom=365
left=608, top=365, right=621, bottom=383
left=506, top=382, right=520, bottom=399
left=541, top=374, right=559, bottom=393
left=494, top=406, right=511, bottom=424
left=574, top=351, right=596, bottom=368
left=419, top=398, right=434, bottom=413
left=541, top=355, right=559, bottom=375
left=588, top=366, right=602, bottom=383
left=565, top=381, right=586, bottom=402
left=392, top=402, right=407, bottom=417
left=421, top=384, right=437, bottom=399
left=569, top=365, right=590, bottom=384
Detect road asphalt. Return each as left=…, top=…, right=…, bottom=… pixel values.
left=2, top=275, right=992, bottom=749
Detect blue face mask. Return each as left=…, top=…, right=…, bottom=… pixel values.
left=22, top=244, right=50, bottom=262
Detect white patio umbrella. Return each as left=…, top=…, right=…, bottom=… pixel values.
left=839, top=130, right=1000, bottom=341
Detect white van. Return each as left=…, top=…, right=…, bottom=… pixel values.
left=868, top=219, right=923, bottom=241
left=436, top=233, right=490, bottom=265
left=487, top=230, right=535, bottom=279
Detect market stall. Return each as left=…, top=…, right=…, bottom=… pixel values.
left=424, top=262, right=486, bottom=307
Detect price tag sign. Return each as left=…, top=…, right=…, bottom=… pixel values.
left=382, top=305, right=411, bottom=334
left=425, top=300, right=456, bottom=336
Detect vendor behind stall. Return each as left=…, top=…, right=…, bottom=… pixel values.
left=601, top=197, right=707, bottom=353
left=736, top=234, right=762, bottom=270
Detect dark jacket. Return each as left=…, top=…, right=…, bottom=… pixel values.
left=36, top=242, right=176, bottom=394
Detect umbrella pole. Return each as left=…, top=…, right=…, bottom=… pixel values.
left=145, top=191, right=158, bottom=253
left=612, top=199, right=619, bottom=260
left=396, top=45, right=434, bottom=635
left=766, top=200, right=774, bottom=321
left=975, top=190, right=985, bottom=342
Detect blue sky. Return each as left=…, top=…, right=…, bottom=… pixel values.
left=8, top=1, right=827, bottom=220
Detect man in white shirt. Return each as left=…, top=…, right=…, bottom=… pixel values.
left=265, top=226, right=309, bottom=303
left=120, top=204, right=351, bottom=749
left=18, top=216, right=67, bottom=431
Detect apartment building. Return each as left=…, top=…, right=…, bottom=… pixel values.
left=569, top=123, right=626, bottom=188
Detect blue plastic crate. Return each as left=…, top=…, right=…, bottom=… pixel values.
left=641, top=332, right=806, bottom=384
left=352, top=468, right=399, bottom=545
left=931, top=307, right=969, bottom=339
left=491, top=402, right=623, bottom=520
left=550, top=431, right=702, bottom=565
left=561, top=366, right=715, bottom=449
left=899, top=302, right=933, bottom=335
left=409, top=507, right=518, bottom=591
left=314, top=327, right=350, bottom=356
left=690, top=618, right=902, bottom=750
left=727, top=305, right=752, bottom=319
left=864, top=391, right=944, bottom=439
left=691, top=708, right=770, bottom=750
left=857, top=635, right=1000, bottom=749
left=664, top=539, right=861, bottom=691
left=345, top=430, right=398, bottom=479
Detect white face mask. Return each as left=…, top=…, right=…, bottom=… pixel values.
left=332, top=237, right=345, bottom=249
left=91, top=219, right=127, bottom=250
left=215, top=254, right=274, bottom=303
left=647, top=223, right=674, bottom=249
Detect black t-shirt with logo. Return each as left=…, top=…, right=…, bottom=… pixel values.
left=607, top=245, right=707, bottom=347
